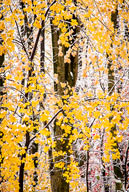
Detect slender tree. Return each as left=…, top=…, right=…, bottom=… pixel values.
left=0, top=0, right=5, bottom=188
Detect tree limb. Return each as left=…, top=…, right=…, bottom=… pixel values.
left=30, top=0, right=56, bottom=61
left=30, top=108, right=63, bottom=143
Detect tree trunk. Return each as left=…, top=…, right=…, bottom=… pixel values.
left=108, top=5, right=124, bottom=191
left=19, top=132, right=30, bottom=192
left=18, top=2, right=38, bottom=190
left=0, top=1, right=5, bottom=188
left=86, top=150, right=89, bottom=192
left=50, top=9, right=79, bottom=192
left=100, top=130, right=110, bottom=192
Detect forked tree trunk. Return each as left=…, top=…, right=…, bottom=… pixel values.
left=50, top=8, right=79, bottom=192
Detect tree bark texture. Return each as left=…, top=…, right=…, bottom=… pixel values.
left=50, top=9, right=79, bottom=192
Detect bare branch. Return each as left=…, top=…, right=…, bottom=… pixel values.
left=0, top=106, right=22, bottom=118
left=30, top=108, right=63, bottom=143
left=9, top=6, right=29, bottom=59
left=0, top=86, right=29, bottom=102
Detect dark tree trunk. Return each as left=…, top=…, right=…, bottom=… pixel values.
left=100, top=130, right=110, bottom=192
left=50, top=3, right=79, bottom=190
left=86, top=150, right=89, bottom=192
left=124, top=141, right=129, bottom=189
left=18, top=2, right=38, bottom=190
left=40, top=21, right=45, bottom=73
left=19, top=132, right=30, bottom=192
left=0, top=1, right=5, bottom=188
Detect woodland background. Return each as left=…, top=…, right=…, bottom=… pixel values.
left=0, top=0, right=129, bottom=192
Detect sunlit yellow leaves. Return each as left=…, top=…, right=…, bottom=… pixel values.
left=0, top=20, right=5, bottom=30
left=97, top=90, right=105, bottom=99
left=31, top=100, right=38, bottom=108
left=102, top=155, right=110, bottom=163
left=63, top=11, right=73, bottom=20
left=56, top=119, right=62, bottom=126
left=93, top=111, right=101, bottom=119
left=44, top=146, right=49, bottom=153
left=33, top=19, right=42, bottom=29
left=19, top=20, right=24, bottom=26
left=116, top=135, right=123, bottom=143
left=112, top=151, right=120, bottom=160
left=22, top=115, right=30, bottom=122
left=84, top=10, right=92, bottom=18
left=1, top=29, right=15, bottom=53
left=118, top=0, right=124, bottom=4
left=111, top=113, right=121, bottom=124
left=23, top=6, right=32, bottom=13
left=40, top=128, right=50, bottom=137
left=65, top=0, right=72, bottom=6
left=52, top=14, right=63, bottom=26
left=93, top=134, right=100, bottom=140
left=63, top=159, right=79, bottom=183
left=71, top=19, right=78, bottom=26
left=59, top=33, right=70, bottom=47
left=61, top=124, right=72, bottom=134
left=9, top=114, right=17, bottom=123
left=72, top=128, right=79, bottom=137
left=55, top=161, right=65, bottom=169
left=0, top=0, right=129, bottom=191
left=40, top=110, right=50, bottom=122
left=0, top=110, right=7, bottom=119
left=122, top=117, right=129, bottom=130
left=60, top=82, right=66, bottom=88
left=51, top=3, right=64, bottom=13
left=83, top=144, right=89, bottom=151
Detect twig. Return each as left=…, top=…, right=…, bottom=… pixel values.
left=9, top=6, right=29, bottom=59
left=0, top=106, right=22, bottom=118
left=108, top=69, right=129, bottom=96
left=0, top=86, right=29, bottom=102
left=30, top=108, right=63, bottom=143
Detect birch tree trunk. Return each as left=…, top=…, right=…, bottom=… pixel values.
left=108, top=5, right=125, bottom=191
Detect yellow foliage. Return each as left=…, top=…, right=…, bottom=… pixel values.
left=0, top=0, right=128, bottom=191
